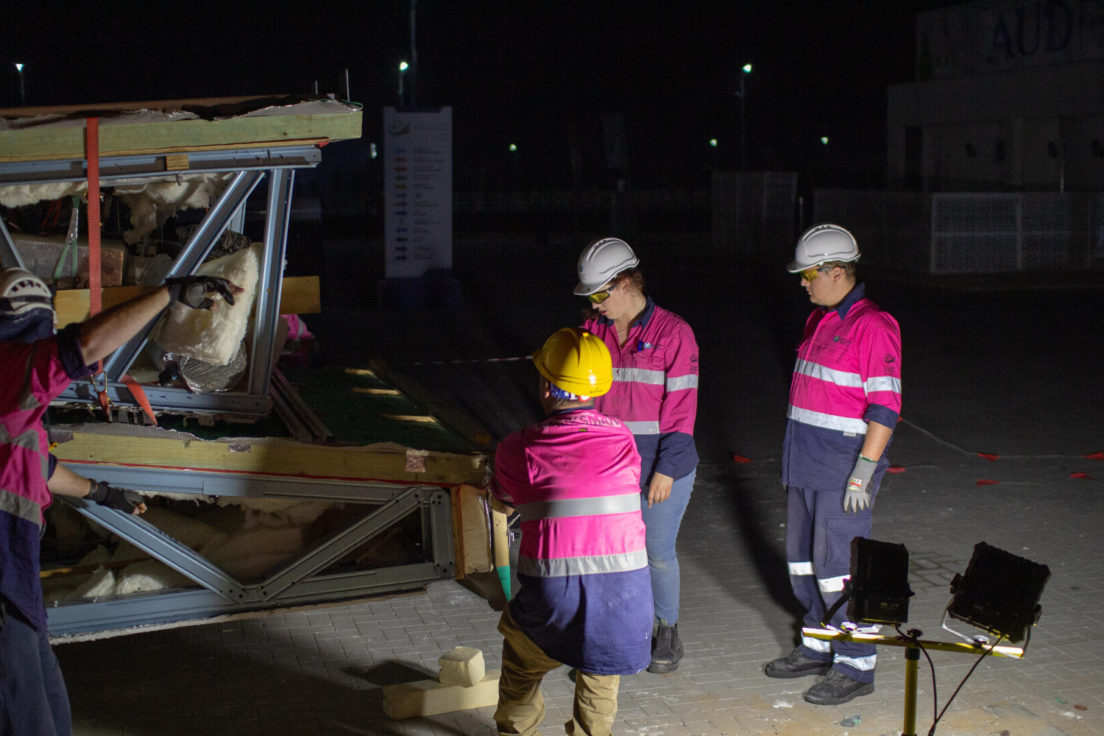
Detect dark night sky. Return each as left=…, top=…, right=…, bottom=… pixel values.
left=3, top=1, right=958, bottom=188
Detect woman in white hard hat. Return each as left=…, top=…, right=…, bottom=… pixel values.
left=572, top=237, right=700, bottom=674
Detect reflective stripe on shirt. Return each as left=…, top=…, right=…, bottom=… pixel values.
left=611, top=367, right=664, bottom=385
left=623, top=420, right=660, bottom=435
left=787, top=405, right=868, bottom=435
left=517, top=549, right=648, bottom=578
left=795, top=358, right=863, bottom=388
left=517, top=493, right=640, bottom=522
left=0, top=488, right=44, bottom=526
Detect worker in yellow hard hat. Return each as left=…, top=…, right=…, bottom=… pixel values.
left=491, top=327, right=651, bottom=736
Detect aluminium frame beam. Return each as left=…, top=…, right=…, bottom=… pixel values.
left=49, top=483, right=456, bottom=637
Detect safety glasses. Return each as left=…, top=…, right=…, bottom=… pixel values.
left=587, top=283, right=618, bottom=304
left=799, top=266, right=834, bottom=282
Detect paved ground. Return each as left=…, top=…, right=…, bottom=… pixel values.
left=56, top=233, right=1104, bottom=735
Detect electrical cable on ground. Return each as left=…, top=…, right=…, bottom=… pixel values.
left=900, top=417, right=1099, bottom=462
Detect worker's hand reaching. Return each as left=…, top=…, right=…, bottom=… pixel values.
left=165, top=276, right=241, bottom=310
left=88, top=481, right=147, bottom=515
left=843, top=455, right=877, bottom=513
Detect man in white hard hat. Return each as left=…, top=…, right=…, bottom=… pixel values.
left=0, top=267, right=238, bottom=735
left=764, top=224, right=902, bottom=706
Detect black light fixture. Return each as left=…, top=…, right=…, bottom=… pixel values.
left=943, top=541, right=1050, bottom=646
left=847, top=537, right=914, bottom=626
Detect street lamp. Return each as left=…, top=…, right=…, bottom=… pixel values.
left=14, top=63, right=25, bottom=105
left=739, top=63, right=752, bottom=171
left=398, top=60, right=409, bottom=107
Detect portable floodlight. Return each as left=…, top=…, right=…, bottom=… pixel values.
left=943, top=542, right=1050, bottom=645
left=847, top=537, right=914, bottom=625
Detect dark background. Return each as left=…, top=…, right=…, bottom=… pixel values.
left=3, top=1, right=959, bottom=190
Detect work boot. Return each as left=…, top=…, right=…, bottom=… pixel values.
left=647, top=623, right=683, bottom=673
left=802, top=669, right=875, bottom=705
left=764, top=647, right=831, bottom=678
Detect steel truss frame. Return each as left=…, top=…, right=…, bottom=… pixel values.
left=0, top=142, right=321, bottom=417
left=1, top=122, right=468, bottom=637
left=48, top=475, right=455, bottom=637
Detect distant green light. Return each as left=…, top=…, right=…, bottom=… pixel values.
left=742, top=63, right=753, bottom=74
left=399, top=60, right=409, bottom=72
left=709, top=138, right=718, bottom=148
left=509, top=143, right=518, bottom=152
left=820, top=136, right=830, bottom=145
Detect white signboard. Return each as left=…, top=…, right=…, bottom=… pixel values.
left=383, top=107, right=453, bottom=279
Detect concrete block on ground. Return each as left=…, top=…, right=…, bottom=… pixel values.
left=382, top=669, right=500, bottom=720
left=437, top=646, right=486, bottom=687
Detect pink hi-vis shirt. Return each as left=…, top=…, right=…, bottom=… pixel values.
left=782, top=284, right=902, bottom=493
left=584, top=299, right=699, bottom=483
left=0, top=327, right=92, bottom=630
left=492, top=408, right=653, bottom=675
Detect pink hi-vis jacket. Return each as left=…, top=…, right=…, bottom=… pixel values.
left=0, top=326, right=92, bottom=631
left=584, top=299, right=699, bottom=483
left=782, top=284, right=902, bottom=493
left=492, top=408, right=653, bottom=675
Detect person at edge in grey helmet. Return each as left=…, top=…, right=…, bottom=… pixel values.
left=0, top=267, right=239, bottom=736
left=571, top=237, right=700, bottom=675
left=764, top=224, right=902, bottom=706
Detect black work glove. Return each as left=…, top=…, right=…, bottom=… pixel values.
left=88, top=481, right=144, bottom=513
left=164, top=276, right=238, bottom=309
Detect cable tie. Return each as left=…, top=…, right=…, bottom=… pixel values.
left=887, top=465, right=906, bottom=474
left=977, top=452, right=1000, bottom=461
left=731, top=453, right=753, bottom=464
left=976, top=479, right=1001, bottom=486
left=1070, top=472, right=1094, bottom=480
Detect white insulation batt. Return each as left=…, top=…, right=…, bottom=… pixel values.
left=154, top=243, right=260, bottom=365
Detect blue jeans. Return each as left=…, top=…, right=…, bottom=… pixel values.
left=0, top=599, right=71, bottom=736
left=640, top=469, right=695, bottom=625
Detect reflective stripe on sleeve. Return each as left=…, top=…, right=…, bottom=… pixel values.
left=788, top=561, right=815, bottom=576
left=623, top=420, right=661, bottom=435
left=666, top=374, right=698, bottom=392
left=787, top=405, right=868, bottom=435
left=818, top=575, right=849, bottom=593
left=865, top=375, right=902, bottom=394
left=517, top=493, right=641, bottom=522
left=517, top=549, right=648, bottom=578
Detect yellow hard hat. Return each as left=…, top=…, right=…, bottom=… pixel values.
left=532, top=327, right=613, bottom=397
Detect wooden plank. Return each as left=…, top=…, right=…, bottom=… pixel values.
left=51, top=430, right=488, bottom=487
left=0, top=99, right=362, bottom=163
left=53, top=275, right=321, bottom=326
left=451, top=485, right=492, bottom=577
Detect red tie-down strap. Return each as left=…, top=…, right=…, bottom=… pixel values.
left=84, top=118, right=157, bottom=427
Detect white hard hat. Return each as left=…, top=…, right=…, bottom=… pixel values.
left=787, top=224, right=861, bottom=272
left=573, top=237, right=639, bottom=295
left=0, top=268, right=54, bottom=320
